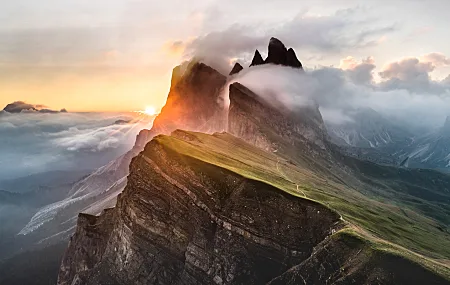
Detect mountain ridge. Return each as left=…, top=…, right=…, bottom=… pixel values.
left=54, top=38, right=450, bottom=284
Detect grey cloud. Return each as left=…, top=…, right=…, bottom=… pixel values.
left=341, top=56, right=376, bottom=85
left=227, top=57, right=450, bottom=130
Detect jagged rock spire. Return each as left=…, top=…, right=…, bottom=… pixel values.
left=286, top=48, right=303, bottom=68
left=229, top=62, right=244, bottom=75
left=250, top=50, right=265, bottom=67
left=265, top=37, right=288, bottom=65
left=247, top=38, right=303, bottom=70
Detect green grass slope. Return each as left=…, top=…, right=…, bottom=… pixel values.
left=152, top=130, right=450, bottom=280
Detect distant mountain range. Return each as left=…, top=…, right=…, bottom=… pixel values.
left=326, top=108, right=450, bottom=170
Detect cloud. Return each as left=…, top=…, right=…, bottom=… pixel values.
left=0, top=112, right=153, bottom=180
left=340, top=56, right=376, bottom=85
left=169, top=8, right=396, bottom=73
left=226, top=55, right=450, bottom=130
left=421, top=52, right=450, bottom=67
left=378, top=56, right=449, bottom=94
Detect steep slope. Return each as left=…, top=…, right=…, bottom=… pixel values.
left=58, top=131, right=343, bottom=285
left=397, top=116, right=450, bottom=169
left=326, top=108, right=414, bottom=149
left=228, top=82, right=328, bottom=152
left=58, top=130, right=450, bottom=285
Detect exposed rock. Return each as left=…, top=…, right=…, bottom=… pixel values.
left=265, top=37, right=288, bottom=66
left=229, top=62, right=243, bottom=75
left=286, top=48, right=302, bottom=68
left=268, top=232, right=449, bottom=285
left=228, top=82, right=328, bottom=152
left=57, top=132, right=342, bottom=285
left=58, top=209, right=115, bottom=285
left=249, top=50, right=264, bottom=67
left=135, top=61, right=227, bottom=148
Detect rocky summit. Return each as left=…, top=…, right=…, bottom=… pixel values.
left=229, top=62, right=244, bottom=76
left=58, top=38, right=450, bottom=285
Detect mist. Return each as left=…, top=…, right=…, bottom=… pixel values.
left=0, top=111, right=153, bottom=181
left=225, top=62, right=450, bottom=130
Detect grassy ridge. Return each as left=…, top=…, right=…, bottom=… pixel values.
left=153, top=130, right=450, bottom=279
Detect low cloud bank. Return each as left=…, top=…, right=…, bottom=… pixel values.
left=0, top=111, right=154, bottom=181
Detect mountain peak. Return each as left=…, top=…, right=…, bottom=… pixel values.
left=286, top=48, right=303, bottom=68
left=135, top=61, right=227, bottom=148
left=229, top=62, right=244, bottom=75
left=250, top=49, right=265, bottom=67
left=248, top=38, right=303, bottom=70
left=266, top=37, right=288, bottom=65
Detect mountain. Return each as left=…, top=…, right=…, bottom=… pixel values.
left=326, top=108, right=414, bottom=149
left=395, top=116, right=450, bottom=169
left=229, top=62, right=243, bottom=75
left=248, top=38, right=303, bottom=69
left=0, top=170, right=90, bottom=193
left=58, top=40, right=450, bottom=284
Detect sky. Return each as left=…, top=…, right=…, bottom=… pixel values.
left=2, top=0, right=450, bottom=112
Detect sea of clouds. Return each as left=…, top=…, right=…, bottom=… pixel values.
left=0, top=110, right=153, bottom=181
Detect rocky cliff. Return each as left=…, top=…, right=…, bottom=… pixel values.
left=58, top=129, right=450, bottom=285
left=228, top=82, right=328, bottom=152
left=58, top=131, right=343, bottom=285
left=135, top=61, right=227, bottom=148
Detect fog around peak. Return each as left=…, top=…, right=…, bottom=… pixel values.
left=224, top=58, right=450, bottom=130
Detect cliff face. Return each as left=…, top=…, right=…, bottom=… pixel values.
left=228, top=82, right=328, bottom=153
left=135, top=62, right=227, bottom=148
left=58, top=132, right=342, bottom=285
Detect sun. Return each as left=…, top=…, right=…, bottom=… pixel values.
left=143, top=106, right=157, bottom=116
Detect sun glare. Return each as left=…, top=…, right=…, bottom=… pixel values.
left=143, top=106, right=157, bottom=116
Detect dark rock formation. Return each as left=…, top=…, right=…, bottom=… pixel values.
left=249, top=49, right=265, bottom=67
left=58, top=209, right=115, bottom=284
left=228, top=82, right=328, bottom=152
left=57, top=132, right=343, bottom=285
left=268, top=233, right=449, bottom=285
left=229, top=62, right=243, bottom=75
left=265, top=37, right=288, bottom=66
left=286, top=48, right=302, bottom=68
left=248, top=38, right=302, bottom=70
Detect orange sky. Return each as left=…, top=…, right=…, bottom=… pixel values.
left=1, top=68, right=172, bottom=112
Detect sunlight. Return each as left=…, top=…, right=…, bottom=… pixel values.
left=143, top=106, right=157, bottom=116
